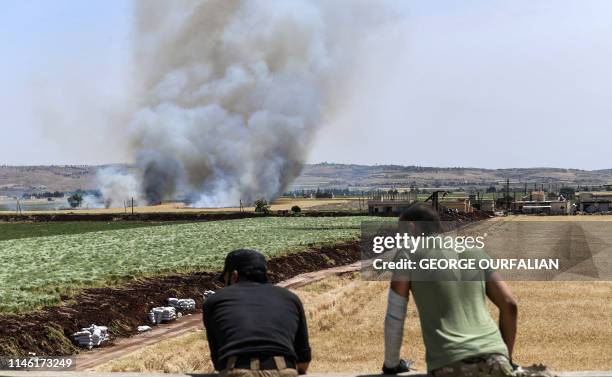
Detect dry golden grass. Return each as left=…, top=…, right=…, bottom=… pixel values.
left=5, top=198, right=354, bottom=215
left=503, top=215, right=612, bottom=221
left=97, top=275, right=612, bottom=373
left=94, top=328, right=214, bottom=373
left=507, top=281, right=612, bottom=370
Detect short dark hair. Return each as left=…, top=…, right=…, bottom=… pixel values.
left=399, top=202, right=442, bottom=235
left=222, top=249, right=268, bottom=283
left=237, top=266, right=268, bottom=283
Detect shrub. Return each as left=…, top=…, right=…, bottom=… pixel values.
left=254, top=199, right=270, bottom=214
left=67, top=193, right=83, bottom=208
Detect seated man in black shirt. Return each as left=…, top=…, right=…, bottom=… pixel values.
left=203, top=249, right=311, bottom=377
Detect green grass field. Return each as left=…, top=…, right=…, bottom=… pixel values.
left=0, top=217, right=371, bottom=313
left=0, top=221, right=174, bottom=241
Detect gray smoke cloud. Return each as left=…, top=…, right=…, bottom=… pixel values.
left=101, top=0, right=401, bottom=207
left=97, top=166, right=141, bottom=208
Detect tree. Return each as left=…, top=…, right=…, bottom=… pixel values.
left=254, top=199, right=270, bottom=214
left=388, top=189, right=399, bottom=199
left=559, top=187, right=576, bottom=200
left=486, top=185, right=497, bottom=193
left=67, top=192, right=83, bottom=208
left=495, top=195, right=513, bottom=208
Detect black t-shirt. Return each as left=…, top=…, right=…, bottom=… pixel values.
left=203, top=281, right=311, bottom=370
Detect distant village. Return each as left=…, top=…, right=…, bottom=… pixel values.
left=285, top=182, right=612, bottom=216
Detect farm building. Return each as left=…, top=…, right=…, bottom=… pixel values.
left=479, top=199, right=495, bottom=212
left=367, top=190, right=418, bottom=215
left=576, top=192, right=612, bottom=213
left=367, top=199, right=415, bottom=215
left=513, top=200, right=571, bottom=215
left=528, top=191, right=546, bottom=201
left=468, top=194, right=495, bottom=213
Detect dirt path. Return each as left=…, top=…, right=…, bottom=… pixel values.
left=75, top=262, right=361, bottom=371
left=0, top=242, right=361, bottom=357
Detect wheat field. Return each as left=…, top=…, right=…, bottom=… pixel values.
left=0, top=197, right=356, bottom=214
left=97, top=274, right=612, bottom=373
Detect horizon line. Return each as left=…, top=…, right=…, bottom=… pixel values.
left=1, top=162, right=612, bottom=172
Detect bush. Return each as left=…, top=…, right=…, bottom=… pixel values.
left=291, top=205, right=301, bottom=214
left=254, top=199, right=270, bottom=214
left=67, top=193, right=83, bottom=208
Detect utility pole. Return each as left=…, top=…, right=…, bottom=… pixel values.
left=362, top=191, right=366, bottom=213
left=506, top=178, right=510, bottom=212
left=131, top=197, right=134, bottom=215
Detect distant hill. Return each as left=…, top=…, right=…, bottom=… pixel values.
left=1, top=163, right=612, bottom=196
left=0, top=165, right=122, bottom=196
left=290, top=163, right=612, bottom=190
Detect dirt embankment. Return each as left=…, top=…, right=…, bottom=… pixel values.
left=0, top=211, right=367, bottom=223
left=0, top=242, right=361, bottom=356
left=440, top=209, right=492, bottom=222
left=0, top=206, right=489, bottom=224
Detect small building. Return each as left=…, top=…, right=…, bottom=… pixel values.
left=367, top=190, right=418, bottom=215
left=529, top=191, right=546, bottom=201
left=513, top=200, right=570, bottom=215
left=576, top=192, right=612, bottom=213
left=367, top=200, right=415, bottom=215
left=550, top=200, right=572, bottom=215
left=521, top=204, right=551, bottom=214
left=479, top=199, right=495, bottom=213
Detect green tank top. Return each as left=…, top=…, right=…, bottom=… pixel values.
left=408, top=249, right=509, bottom=371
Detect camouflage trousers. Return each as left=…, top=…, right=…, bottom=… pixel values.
left=430, top=354, right=555, bottom=377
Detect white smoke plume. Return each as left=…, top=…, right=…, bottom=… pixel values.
left=97, top=166, right=142, bottom=208
left=101, top=0, right=401, bottom=207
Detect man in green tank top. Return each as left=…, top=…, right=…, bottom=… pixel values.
left=382, top=203, right=519, bottom=377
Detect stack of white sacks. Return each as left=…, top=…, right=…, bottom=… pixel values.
left=147, top=294, right=212, bottom=326
left=148, top=306, right=177, bottom=325
left=168, top=298, right=196, bottom=312
left=72, top=324, right=109, bottom=349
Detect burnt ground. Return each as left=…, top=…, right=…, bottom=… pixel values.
left=0, top=241, right=361, bottom=357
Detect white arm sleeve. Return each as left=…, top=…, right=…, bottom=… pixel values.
left=384, top=289, right=408, bottom=368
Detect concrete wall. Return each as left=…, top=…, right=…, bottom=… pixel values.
left=1, top=370, right=611, bottom=377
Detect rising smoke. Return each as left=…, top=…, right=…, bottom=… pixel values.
left=101, top=0, right=401, bottom=207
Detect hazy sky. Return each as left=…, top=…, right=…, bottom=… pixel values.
left=1, top=1, right=611, bottom=169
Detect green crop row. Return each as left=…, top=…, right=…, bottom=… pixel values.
left=0, top=217, right=382, bottom=313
